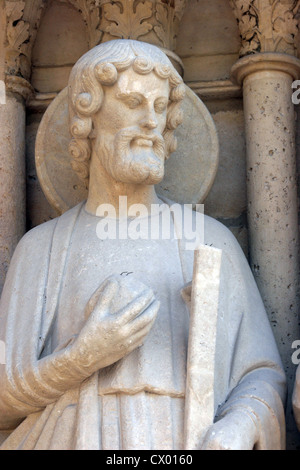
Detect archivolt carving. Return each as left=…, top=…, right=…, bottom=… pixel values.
left=230, top=0, right=300, bottom=56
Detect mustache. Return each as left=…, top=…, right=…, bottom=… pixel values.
left=114, top=126, right=166, bottom=154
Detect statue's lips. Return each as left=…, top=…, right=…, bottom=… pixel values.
left=132, top=137, right=154, bottom=148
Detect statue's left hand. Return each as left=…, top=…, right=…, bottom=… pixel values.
left=200, top=409, right=259, bottom=450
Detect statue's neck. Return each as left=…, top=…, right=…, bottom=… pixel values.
left=85, top=156, right=161, bottom=218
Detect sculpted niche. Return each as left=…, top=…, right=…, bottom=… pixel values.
left=0, top=40, right=286, bottom=450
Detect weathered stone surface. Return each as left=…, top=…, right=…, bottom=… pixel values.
left=176, top=0, right=240, bottom=82
left=31, top=0, right=89, bottom=93
left=0, top=93, right=26, bottom=292
left=204, top=109, right=247, bottom=219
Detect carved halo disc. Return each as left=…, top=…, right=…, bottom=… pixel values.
left=35, top=85, right=219, bottom=214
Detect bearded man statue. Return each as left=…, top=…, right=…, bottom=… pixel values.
left=0, top=40, right=286, bottom=450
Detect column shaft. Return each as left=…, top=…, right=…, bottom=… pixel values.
left=243, top=69, right=299, bottom=360
left=0, top=91, right=26, bottom=291
left=232, top=54, right=300, bottom=445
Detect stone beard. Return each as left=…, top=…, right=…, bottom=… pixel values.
left=94, top=126, right=167, bottom=185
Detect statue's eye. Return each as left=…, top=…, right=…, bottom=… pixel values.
left=154, top=99, right=168, bottom=114
left=116, top=92, right=142, bottom=109
left=126, top=97, right=141, bottom=109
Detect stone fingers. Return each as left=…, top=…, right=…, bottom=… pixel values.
left=86, top=276, right=119, bottom=320
left=114, top=288, right=157, bottom=324
left=128, top=298, right=160, bottom=332
left=123, top=311, right=159, bottom=352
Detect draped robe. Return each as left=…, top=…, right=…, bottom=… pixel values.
left=0, top=202, right=286, bottom=449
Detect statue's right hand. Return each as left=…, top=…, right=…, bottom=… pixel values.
left=68, top=275, right=159, bottom=374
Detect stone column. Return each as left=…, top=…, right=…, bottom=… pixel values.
left=0, top=0, right=45, bottom=292
left=230, top=0, right=300, bottom=447
left=0, top=76, right=32, bottom=292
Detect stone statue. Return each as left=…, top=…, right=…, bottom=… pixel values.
left=0, top=40, right=286, bottom=450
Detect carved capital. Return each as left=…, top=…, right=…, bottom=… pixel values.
left=4, top=0, right=46, bottom=80
left=5, top=74, right=34, bottom=100
left=231, top=52, right=300, bottom=84
left=65, top=0, right=186, bottom=51
left=101, top=0, right=186, bottom=50
left=230, top=0, right=300, bottom=56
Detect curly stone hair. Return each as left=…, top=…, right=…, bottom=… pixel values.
left=68, top=39, right=185, bottom=187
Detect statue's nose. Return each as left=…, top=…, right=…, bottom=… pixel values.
left=140, top=109, right=158, bottom=130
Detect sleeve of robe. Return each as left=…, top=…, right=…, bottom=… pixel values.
left=0, top=204, right=83, bottom=431
left=202, top=215, right=287, bottom=450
